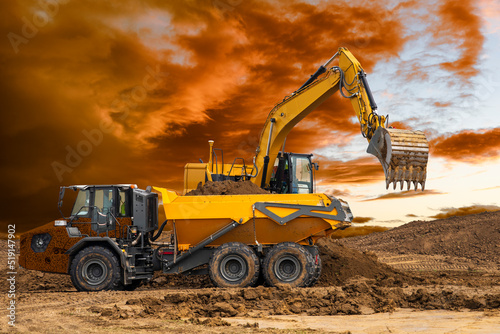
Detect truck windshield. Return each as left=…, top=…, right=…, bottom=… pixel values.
left=291, top=156, right=312, bottom=194
left=71, top=190, right=90, bottom=216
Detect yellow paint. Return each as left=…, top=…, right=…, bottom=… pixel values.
left=153, top=186, right=350, bottom=246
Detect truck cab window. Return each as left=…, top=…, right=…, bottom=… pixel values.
left=118, top=190, right=129, bottom=217
left=94, top=188, right=114, bottom=215
left=71, top=190, right=90, bottom=216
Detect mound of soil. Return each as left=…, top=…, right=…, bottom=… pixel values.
left=88, top=284, right=500, bottom=323
left=316, top=239, right=413, bottom=287
left=185, top=180, right=269, bottom=196
left=339, top=211, right=500, bottom=265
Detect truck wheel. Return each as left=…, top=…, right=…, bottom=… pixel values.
left=263, top=242, right=315, bottom=288
left=70, top=246, right=121, bottom=292
left=209, top=242, right=260, bottom=288
left=307, top=246, right=322, bottom=287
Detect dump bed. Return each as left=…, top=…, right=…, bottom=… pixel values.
left=155, top=187, right=352, bottom=248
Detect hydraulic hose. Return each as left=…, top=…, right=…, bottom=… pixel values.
left=150, top=219, right=168, bottom=241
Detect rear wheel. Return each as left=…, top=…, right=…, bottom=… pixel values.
left=209, top=242, right=260, bottom=288
left=263, top=242, right=315, bottom=288
left=70, top=246, right=121, bottom=292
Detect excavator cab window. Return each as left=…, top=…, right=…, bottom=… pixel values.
left=270, top=153, right=314, bottom=194
left=289, top=154, right=313, bottom=194
left=270, top=154, right=289, bottom=193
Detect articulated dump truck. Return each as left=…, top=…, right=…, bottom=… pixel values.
left=20, top=184, right=352, bottom=291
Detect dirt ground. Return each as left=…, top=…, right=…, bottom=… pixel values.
left=1, top=210, right=500, bottom=333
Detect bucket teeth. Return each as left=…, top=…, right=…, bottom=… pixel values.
left=367, top=127, right=429, bottom=191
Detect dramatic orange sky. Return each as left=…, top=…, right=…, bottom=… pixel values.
left=1, top=0, right=499, bottom=234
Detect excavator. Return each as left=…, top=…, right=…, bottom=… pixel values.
left=184, top=47, right=429, bottom=193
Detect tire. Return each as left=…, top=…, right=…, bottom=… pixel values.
left=70, top=246, right=122, bottom=292
left=209, top=242, right=260, bottom=288
left=262, top=242, right=315, bottom=288
left=307, top=246, right=322, bottom=287
left=252, top=257, right=266, bottom=287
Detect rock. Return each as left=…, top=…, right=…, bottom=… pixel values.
left=243, top=288, right=259, bottom=300
left=213, top=302, right=238, bottom=316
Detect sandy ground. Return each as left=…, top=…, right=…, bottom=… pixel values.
left=1, top=287, right=499, bottom=333
left=1, top=210, right=499, bottom=333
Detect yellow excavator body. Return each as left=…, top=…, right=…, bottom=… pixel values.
left=184, top=47, right=429, bottom=191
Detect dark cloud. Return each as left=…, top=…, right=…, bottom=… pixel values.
left=363, top=189, right=444, bottom=201
left=352, top=216, right=374, bottom=224
left=431, top=205, right=500, bottom=219
left=430, top=128, right=500, bottom=162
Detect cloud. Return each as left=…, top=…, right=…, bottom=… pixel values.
left=430, top=128, right=500, bottom=162
left=431, top=205, right=500, bottom=219
left=352, top=216, right=374, bottom=224
left=474, top=186, right=500, bottom=191
left=323, top=188, right=353, bottom=198
left=363, top=189, right=444, bottom=201
left=317, top=157, right=384, bottom=186
left=427, top=0, right=485, bottom=78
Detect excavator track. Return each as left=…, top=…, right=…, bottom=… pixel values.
left=367, top=128, right=429, bottom=190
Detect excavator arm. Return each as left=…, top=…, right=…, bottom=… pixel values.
left=254, top=47, right=429, bottom=190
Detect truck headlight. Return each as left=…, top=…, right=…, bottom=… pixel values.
left=54, top=220, right=67, bottom=226
left=31, top=233, right=52, bottom=253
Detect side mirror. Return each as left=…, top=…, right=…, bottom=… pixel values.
left=312, top=162, right=319, bottom=171
left=58, top=187, right=66, bottom=207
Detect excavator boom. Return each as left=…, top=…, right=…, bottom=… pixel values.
left=255, top=47, right=429, bottom=190
left=183, top=47, right=429, bottom=193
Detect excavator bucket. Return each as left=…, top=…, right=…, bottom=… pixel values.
left=367, top=128, right=429, bottom=190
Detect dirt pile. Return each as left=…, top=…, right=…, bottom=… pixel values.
left=145, top=272, right=213, bottom=289
left=339, top=211, right=500, bottom=265
left=316, top=240, right=414, bottom=287
left=185, top=180, right=269, bottom=196
left=87, top=284, right=500, bottom=323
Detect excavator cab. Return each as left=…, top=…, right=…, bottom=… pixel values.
left=270, top=153, right=316, bottom=194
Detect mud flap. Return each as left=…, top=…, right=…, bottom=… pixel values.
left=367, top=127, right=429, bottom=190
